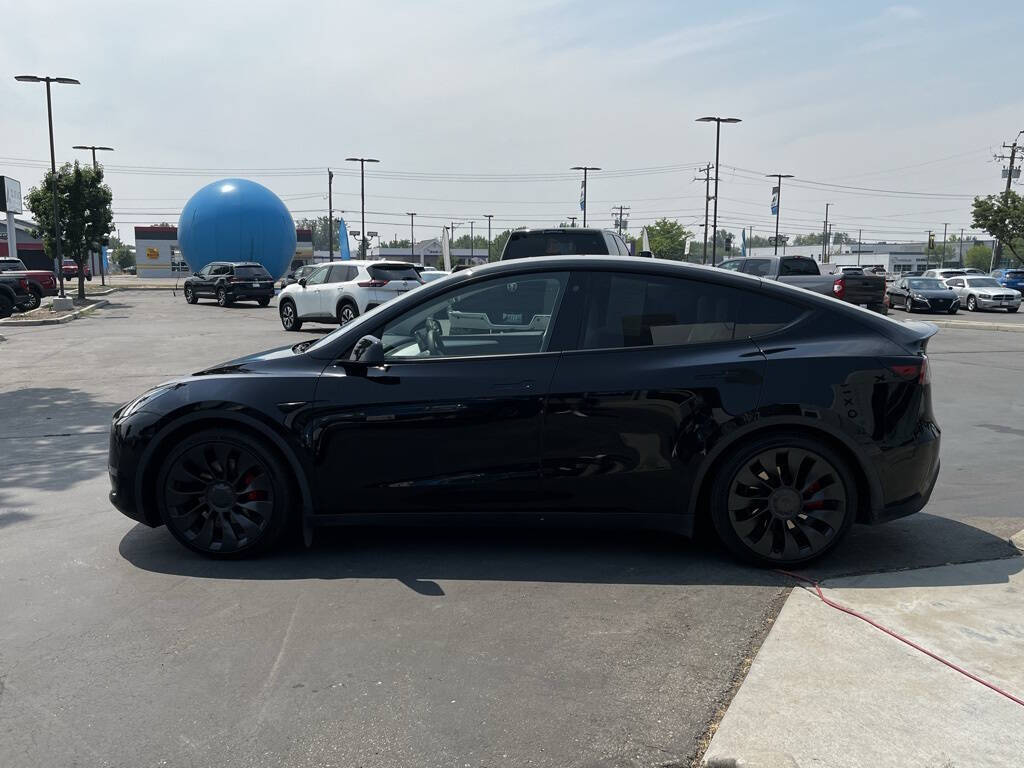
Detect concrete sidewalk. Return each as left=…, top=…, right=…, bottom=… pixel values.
left=703, top=556, right=1024, bottom=768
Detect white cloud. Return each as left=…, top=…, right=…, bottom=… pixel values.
left=884, top=5, right=924, bottom=21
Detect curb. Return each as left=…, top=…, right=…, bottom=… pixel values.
left=926, top=319, right=1024, bottom=333
left=0, top=299, right=109, bottom=327
left=705, top=755, right=800, bottom=768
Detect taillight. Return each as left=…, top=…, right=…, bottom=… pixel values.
left=358, top=279, right=389, bottom=287
left=832, top=277, right=846, bottom=299
left=890, top=355, right=929, bottom=385
left=18, top=278, right=29, bottom=291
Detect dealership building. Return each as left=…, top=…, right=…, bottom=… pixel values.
left=133, top=225, right=313, bottom=277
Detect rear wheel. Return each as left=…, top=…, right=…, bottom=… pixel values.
left=156, top=429, right=291, bottom=557
left=217, top=287, right=232, bottom=307
left=710, top=433, right=857, bottom=567
left=279, top=299, right=302, bottom=331
left=257, top=297, right=271, bottom=307
left=337, top=300, right=358, bottom=325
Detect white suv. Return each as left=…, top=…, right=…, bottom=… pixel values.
left=277, top=260, right=422, bottom=331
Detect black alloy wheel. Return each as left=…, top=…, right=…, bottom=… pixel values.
left=258, top=297, right=271, bottom=307
left=280, top=300, right=302, bottom=331
left=711, top=434, right=856, bottom=566
left=157, top=430, right=290, bottom=557
left=217, top=287, right=232, bottom=307
left=337, top=301, right=358, bottom=325
left=184, top=286, right=197, bottom=304
left=24, top=288, right=41, bottom=311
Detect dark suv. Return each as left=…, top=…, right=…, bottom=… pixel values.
left=499, top=228, right=632, bottom=260
left=183, top=262, right=276, bottom=307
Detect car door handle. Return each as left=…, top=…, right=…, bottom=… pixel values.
left=695, top=368, right=761, bottom=384
left=492, top=380, right=536, bottom=392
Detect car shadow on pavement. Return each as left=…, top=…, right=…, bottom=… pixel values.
left=118, top=512, right=1022, bottom=594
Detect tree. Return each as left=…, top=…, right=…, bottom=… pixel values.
left=489, top=229, right=513, bottom=261
left=972, top=191, right=1024, bottom=267
left=792, top=233, right=825, bottom=246
left=108, top=234, right=135, bottom=272
left=964, top=242, right=993, bottom=272
left=295, top=216, right=334, bottom=252
left=25, top=162, right=113, bottom=300
left=644, top=218, right=693, bottom=261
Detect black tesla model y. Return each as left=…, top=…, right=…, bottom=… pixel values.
left=109, top=256, right=940, bottom=566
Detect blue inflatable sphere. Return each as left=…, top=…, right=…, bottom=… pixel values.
left=178, top=178, right=296, bottom=279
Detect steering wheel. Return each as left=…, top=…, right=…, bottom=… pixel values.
left=424, top=317, right=446, bottom=356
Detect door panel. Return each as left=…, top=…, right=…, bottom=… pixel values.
left=311, top=356, right=558, bottom=513
left=541, top=343, right=765, bottom=515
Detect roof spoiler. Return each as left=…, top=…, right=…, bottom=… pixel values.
left=883, top=319, right=939, bottom=353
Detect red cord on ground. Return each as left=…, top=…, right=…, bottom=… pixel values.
left=775, top=569, right=1024, bottom=708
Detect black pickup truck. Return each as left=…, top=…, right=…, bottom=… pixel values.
left=717, top=255, right=887, bottom=314
left=0, top=273, right=35, bottom=318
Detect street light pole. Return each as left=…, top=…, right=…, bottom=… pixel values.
left=765, top=173, right=793, bottom=255
left=327, top=169, right=334, bottom=260
left=822, top=203, right=832, bottom=262
left=570, top=166, right=601, bottom=227
left=345, top=157, right=379, bottom=258
left=406, top=212, right=417, bottom=264
left=942, top=222, right=948, bottom=266
left=484, top=214, right=494, bottom=260
left=17, top=74, right=80, bottom=298
left=469, top=220, right=475, bottom=261
left=73, top=144, right=113, bottom=285
left=696, top=116, right=741, bottom=266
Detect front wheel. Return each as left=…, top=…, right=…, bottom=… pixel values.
left=1007, top=306, right=1019, bottom=314
left=184, top=286, right=198, bottom=304
left=710, top=433, right=857, bottom=567
left=279, top=299, right=302, bottom=331
left=0, top=294, right=12, bottom=318
left=948, top=307, right=958, bottom=315
left=337, top=300, right=359, bottom=325
left=967, top=295, right=977, bottom=312
left=156, top=429, right=292, bottom=557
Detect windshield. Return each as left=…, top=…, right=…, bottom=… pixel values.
left=967, top=278, right=1001, bottom=288
left=1005, top=271, right=1024, bottom=279
left=907, top=279, right=946, bottom=290
left=503, top=231, right=606, bottom=259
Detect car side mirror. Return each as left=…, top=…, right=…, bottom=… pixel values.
left=193, top=271, right=200, bottom=277
left=298, top=277, right=307, bottom=287
left=349, top=335, right=385, bottom=365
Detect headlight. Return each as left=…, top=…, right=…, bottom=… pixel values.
left=119, top=384, right=177, bottom=418
left=911, top=294, right=924, bottom=300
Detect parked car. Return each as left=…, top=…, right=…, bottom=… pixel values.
left=183, top=262, right=276, bottom=307
left=281, top=263, right=319, bottom=288
left=0, top=274, right=35, bottom=317
left=990, top=268, right=1024, bottom=293
left=886, top=276, right=959, bottom=314
left=109, top=256, right=940, bottom=567
left=277, top=260, right=422, bottom=330
left=62, top=258, right=92, bottom=281
left=944, top=275, right=1022, bottom=312
left=921, top=268, right=966, bottom=280
left=499, top=227, right=631, bottom=259
left=717, top=255, right=887, bottom=313
left=417, top=269, right=450, bottom=283
left=0, top=257, right=58, bottom=310
left=961, top=268, right=986, bottom=276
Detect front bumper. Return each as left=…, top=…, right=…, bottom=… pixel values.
left=909, top=296, right=959, bottom=312
left=976, top=296, right=1021, bottom=309
left=108, top=408, right=164, bottom=527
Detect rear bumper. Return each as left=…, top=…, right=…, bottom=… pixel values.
left=865, top=425, right=941, bottom=524
left=226, top=287, right=275, bottom=300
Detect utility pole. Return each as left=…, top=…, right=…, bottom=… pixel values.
left=765, top=173, right=793, bottom=255
left=484, top=214, right=494, bottom=260
left=612, top=205, right=630, bottom=236
left=822, top=203, right=832, bottom=262
left=992, top=131, right=1023, bottom=270
left=406, top=212, right=416, bottom=264
left=72, top=144, right=113, bottom=286
left=942, top=222, right=948, bottom=266
left=571, top=166, right=601, bottom=226
left=469, top=220, right=475, bottom=261
left=857, top=229, right=862, bottom=266
left=959, top=227, right=964, bottom=266
left=696, top=163, right=712, bottom=264
left=926, top=230, right=934, bottom=271
left=327, top=168, right=334, bottom=260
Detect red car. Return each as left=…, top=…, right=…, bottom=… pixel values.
left=62, top=258, right=93, bottom=281
left=0, top=257, right=59, bottom=310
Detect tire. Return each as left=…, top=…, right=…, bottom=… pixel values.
left=337, top=300, right=359, bottom=325
left=257, top=297, right=271, bottom=307
left=184, top=286, right=198, bottom=304
left=279, top=299, right=302, bottom=331
left=0, top=293, right=12, bottom=319
left=1007, top=306, right=1019, bottom=314
left=967, top=295, right=977, bottom=312
left=24, top=287, right=42, bottom=311
left=709, top=432, right=857, bottom=567
left=948, top=307, right=958, bottom=315
left=216, top=287, right=232, bottom=307
left=156, top=428, right=292, bottom=558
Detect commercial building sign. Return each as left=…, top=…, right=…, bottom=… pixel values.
left=146, top=247, right=160, bottom=260
left=0, top=176, right=23, bottom=214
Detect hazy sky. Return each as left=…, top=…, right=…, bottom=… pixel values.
left=3, top=0, right=1022, bottom=246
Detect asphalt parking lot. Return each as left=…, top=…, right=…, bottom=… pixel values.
left=1, top=290, right=1021, bottom=767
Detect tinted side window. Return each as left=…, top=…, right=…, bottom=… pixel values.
left=718, top=260, right=743, bottom=272
left=741, top=259, right=772, bottom=277
left=779, top=258, right=819, bottom=276
left=234, top=265, right=271, bottom=278
left=306, top=266, right=329, bottom=285
left=326, top=265, right=347, bottom=283
left=579, top=273, right=802, bottom=350
left=211, top=264, right=231, bottom=276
